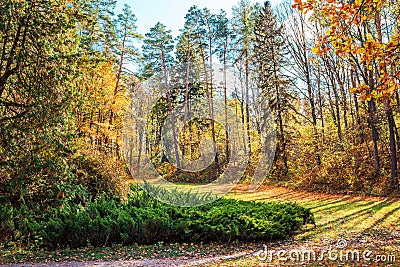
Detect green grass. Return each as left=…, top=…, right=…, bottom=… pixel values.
left=229, top=186, right=400, bottom=237
left=213, top=186, right=400, bottom=266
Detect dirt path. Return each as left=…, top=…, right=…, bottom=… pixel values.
left=0, top=252, right=253, bottom=267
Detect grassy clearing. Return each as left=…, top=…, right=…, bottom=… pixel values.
left=212, top=185, right=400, bottom=266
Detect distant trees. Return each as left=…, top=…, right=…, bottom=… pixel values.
left=136, top=0, right=399, bottom=193
left=231, top=0, right=257, bottom=155
left=141, top=7, right=235, bottom=180
left=108, top=4, right=141, bottom=155
left=293, top=0, right=399, bottom=191
left=75, top=3, right=140, bottom=159
left=142, top=22, right=182, bottom=169
left=1, top=0, right=398, bottom=202
left=181, top=6, right=223, bottom=173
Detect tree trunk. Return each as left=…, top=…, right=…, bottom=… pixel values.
left=245, top=48, right=252, bottom=155
left=209, top=37, right=219, bottom=173
left=272, top=46, right=288, bottom=176
left=161, top=50, right=181, bottom=169
left=385, top=99, right=398, bottom=190
left=182, top=37, right=191, bottom=166
left=367, top=69, right=380, bottom=175
left=351, top=69, right=364, bottom=143
left=223, top=43, right=229, bottom=161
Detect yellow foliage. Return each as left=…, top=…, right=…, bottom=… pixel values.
left=74, top=60, right=131, bottom=157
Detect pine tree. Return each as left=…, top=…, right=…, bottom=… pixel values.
left=214, top=10, right=231, bottom=161
left=254, top=1, right=293, bottom=177
left=181, top=6, right=223, bottom=174
left=231, top=0, right=258, bottom=154
left=142, top=22, right=181, bottom=168
left=79, top=0, right=117, bottom=54
left=109, top=4, right=141, bottom=129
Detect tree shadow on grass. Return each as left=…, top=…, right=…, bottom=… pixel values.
left=362, top=203, right=400, bottom=233
left=300, top=200, right=398, bottom=239
left=311, top=197, right=375, bottom=213
left=305, top=196, right=353, bottom=210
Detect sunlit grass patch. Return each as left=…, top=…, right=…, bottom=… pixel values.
left=217, top=185, right=400, bottom=266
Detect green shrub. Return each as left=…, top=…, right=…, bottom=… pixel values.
left=180, top=199, right=314, bottom=242
left=1, top=185, right=314, bottom=249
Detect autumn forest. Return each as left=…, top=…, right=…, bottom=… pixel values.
left=1, top=0, right=400, bottom=264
